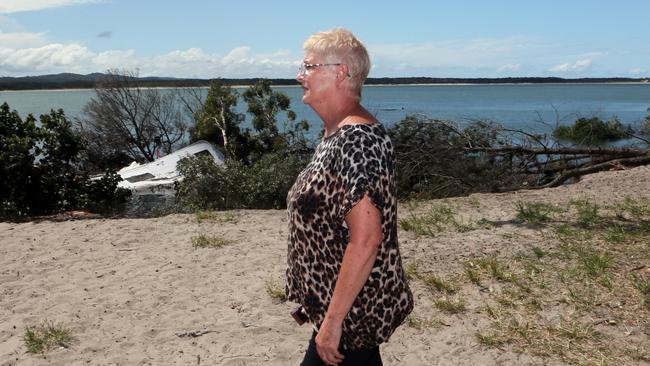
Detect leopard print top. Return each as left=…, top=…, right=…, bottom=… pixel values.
left=286, top=123, right=414, bottom=350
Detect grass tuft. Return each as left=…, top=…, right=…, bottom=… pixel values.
left=399, top=204, right=455, bottom=236
left=265, top=280, right=287, bottom=302
left=23, top=321, right=74, bottom=354
left=476, top=332, right=507, bottom=347
left=433, top=297, right=466, bottom=314
left=571, top=199, right=600, bottom=228
left=400, top=204, right=493, bottom=237
left=632, top=274, right=650, bottom=309
left=195, top=210, right=239, bottom=223
left=191, top=234, right=237, bottom=249
left=405, top=315, right=442, bottom=330
left=515, top=201, right=560, bottom=224
left=464, top=262, right=482, bottom=285
left=421, top=274, right=457, bottom=294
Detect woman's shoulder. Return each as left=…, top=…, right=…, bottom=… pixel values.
left=338, top=123, right=390, bottom=148
left=339, top=122, right=387, bottom=139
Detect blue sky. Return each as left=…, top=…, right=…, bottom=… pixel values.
left=1, top=0, right=649, bottom=78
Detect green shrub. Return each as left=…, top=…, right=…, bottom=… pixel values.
left=79, top=171, right=132, bottom=214
left=387, top=115, right=526, bottom=199
left=175, top=150, right=307, bottom=210
left=553, top=117, right=630, bottom=145
left=0, top=103, right=131, bottom=218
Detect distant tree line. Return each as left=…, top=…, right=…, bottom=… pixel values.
left=2, top=72, right=648, bottom=90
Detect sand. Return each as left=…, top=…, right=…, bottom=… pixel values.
left=1, top=165, right=649, bottom=365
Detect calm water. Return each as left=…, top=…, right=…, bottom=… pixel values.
left=2, top=84, right=650, bottom=135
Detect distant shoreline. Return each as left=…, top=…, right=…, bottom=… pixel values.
left=1, top=73, right=649, bottom=92
left=3, top=81, right=650, bottom=93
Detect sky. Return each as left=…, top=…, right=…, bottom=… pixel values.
left=0, top=0, right=649, bottom=79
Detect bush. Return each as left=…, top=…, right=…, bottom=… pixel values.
left=79, top=171, right=132, bottom=214
left=553, top=117, right=630, bottom=145
left=640, top=114, right=650, bottom=137
left=0, top=102, right=131, bottom=218
left=175, top=151, right=307, bottom=210
left=387, top=115, right=525, bottom=199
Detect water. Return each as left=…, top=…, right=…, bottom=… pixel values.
left=2, top=84, right=650, bottom=136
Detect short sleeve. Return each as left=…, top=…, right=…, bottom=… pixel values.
left=337, top=127, right=382, bottom=220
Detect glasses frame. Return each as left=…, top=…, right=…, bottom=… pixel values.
left=298, top=62, right=347, bottom=76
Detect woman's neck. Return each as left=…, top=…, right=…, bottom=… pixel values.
left=319, top=102, right=375, bottom=138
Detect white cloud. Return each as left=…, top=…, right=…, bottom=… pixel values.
left=0, top=30, right=47, bottom=47
left=497, top=63, right=522, bottom=73
left=0, top=43, right=94, bottom=73
left=0, top=0, right=103, bottom=14
left=0, top=34, right=302, bottom=77
left=629, top=68, right=645, bottom=75
left=549, top=58, right=593, bottom=72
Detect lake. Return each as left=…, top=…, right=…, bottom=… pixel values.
left=2, top=83, right=650, bottom=135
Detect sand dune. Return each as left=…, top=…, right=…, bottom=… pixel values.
left=1, top=165, right=648, bottom=365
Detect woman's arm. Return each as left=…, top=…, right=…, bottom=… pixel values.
left=315, top=195, right=382, bottom=365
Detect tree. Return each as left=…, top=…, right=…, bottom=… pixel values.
left=78, top=69, right=188, bottom=170
left=0, top=103, right=41, bottom=216
left=186, top=80, right=248, bottom=160
left=242, top=78, right=308, bottom=157
left=388, top=114, right=650, bottom=200
left=0, top=102, right=130, bottom=218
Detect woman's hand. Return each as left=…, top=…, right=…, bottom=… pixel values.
left=315, top=318, right=344, bottom=365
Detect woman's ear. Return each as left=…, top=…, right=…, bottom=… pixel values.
left=336, top=64, right=350, bottom=83
left=340, top=64, right=350, bottom=78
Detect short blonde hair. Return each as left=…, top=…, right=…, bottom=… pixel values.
left=303, top=28, right=370, bottom=99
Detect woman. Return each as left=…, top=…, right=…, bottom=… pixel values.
left=286, top=28, right=414, bottom=366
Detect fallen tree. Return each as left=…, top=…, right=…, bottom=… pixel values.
left=388, top=115, right=650, bottom=199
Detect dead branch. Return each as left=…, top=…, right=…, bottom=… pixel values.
left=532, top=155, right=650, bottom=188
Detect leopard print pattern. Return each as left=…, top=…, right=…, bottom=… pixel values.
left=286, top=123, right=414, bottom=350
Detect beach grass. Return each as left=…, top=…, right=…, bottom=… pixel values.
left=433, top=297, right=467, bottom=314
left=195, top=210, right=239, bottom=223
left=399, top=203, right=494, bottom=237
left=407, top=196, right=650, bottom=365
left=514, top=200, right=561, bottom=224
left=405, top=314, right=443, bottom=330
left=191, top=234, right=237, bottom=248
left=23, top=321, right=74, bottom=354
left=421, top=273, right=458, bottom=294
left=265, top=280, right=287, bottom=302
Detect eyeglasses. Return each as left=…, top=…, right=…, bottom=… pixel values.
left=298, top=62, right=344, bottom=76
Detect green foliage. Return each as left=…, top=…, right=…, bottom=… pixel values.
left=433, top=297, right=467, bottom=314
left=192, top=79, right=247, bottom=160
left=571, top=199, right=600, bottom=228
left=553, top=117, right=630, bottom=145
left=265, top=280, right=287, bottom=302
left=191, top=234, right=236, bottom=248
left=23, top=321, right=74, bottom=354
left=387, top=115, right=525, bottom=199
left=1, top=103, right=41, bottom=217
left=515, top=201, right=559, bottom=224
left=241, top=79, right=310, bottom=161
left=0, top=102, right=130, bottom=218
left=175, top=151, right=307, bottom=210
left=79, top=171, right=132, bottom=214
left=177, top=78, right=312, bottom=211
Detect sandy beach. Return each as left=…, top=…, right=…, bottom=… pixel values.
left=1, top=165, right=649, bottom=366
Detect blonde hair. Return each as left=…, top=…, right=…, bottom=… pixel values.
left=303, top=28, right=370, bottom=99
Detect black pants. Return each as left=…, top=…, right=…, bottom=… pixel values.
left=300, top=332, right=383, bottom=366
